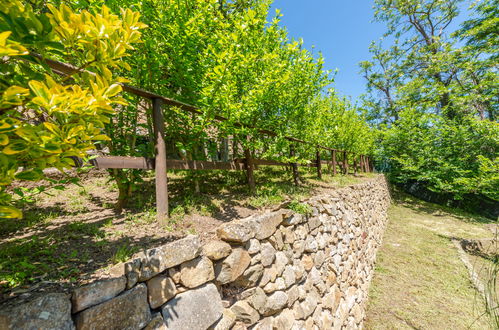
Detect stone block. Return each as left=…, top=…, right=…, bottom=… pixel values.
left=217, top=219, right=255, bottom=243
left=72, top=276, right=127, bottom=313
left=162, top=283, right=223, bottom=330
left=139, top=235, right=201, bottom=282
left=0, top=293, right=74, bottom=330
left=180, top=256, right=215, bottom=288
left=230, top=301, right=259, bottom=326
left=255, top=212, right=284, bottom=240
left=146, top=275, right=177, bottom=309
left=203, top=241, right=232, bottom=260
left=74, top=284, right=151, bottom=330
left=215, top=248, right=251, bottom=284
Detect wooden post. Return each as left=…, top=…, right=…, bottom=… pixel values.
left=360, top=155, right=365, bottom=172
left=331, top=150, right=337, bottom=176
left=316, top=148, right=322, bottom=179
left=353, top=154, right=358, bottom=175
left=343, top=151, right=348, bottom=175
left=290, top=145, right=300, bottom=185
left=152, top=98, right=168, bottom=225
left=244, top=137, right=255, bottom=193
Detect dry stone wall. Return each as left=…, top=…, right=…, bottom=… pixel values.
left=0, top=176, right=390, bottom=330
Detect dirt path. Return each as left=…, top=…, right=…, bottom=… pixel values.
left=365, top=192, right=494, bottom=329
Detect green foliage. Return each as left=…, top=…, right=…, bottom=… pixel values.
left=0, top=0, right=146, bottom=217
left=287, top=200, right=312, bottom=215
left=381, top=110, right=498, bottom=201
left=362, top=0, right=498, bottom=203
left=110, top=244, right=137, bottom=264
left=74, top=0, right=375, bottom=207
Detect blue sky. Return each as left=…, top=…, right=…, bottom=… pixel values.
left=270, top=0, right=471, bottom=101
left=270, top=0, right=386, bottom=101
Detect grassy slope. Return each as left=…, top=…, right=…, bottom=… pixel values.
left=365, top=191, right=494, bottom=329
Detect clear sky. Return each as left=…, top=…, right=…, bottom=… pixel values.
left=270, top=0, right=387, bottom=101
left=270, top=1, right=471, bottom=102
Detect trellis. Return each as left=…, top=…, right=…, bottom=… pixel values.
left=41, top=55, right=373, bottom=224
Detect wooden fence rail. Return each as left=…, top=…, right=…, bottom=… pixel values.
left=38, top=54, right=373, bottom=222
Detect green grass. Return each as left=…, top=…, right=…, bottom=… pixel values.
left=365, top=190, right=493, bottom=329
left=0, top=166, right=373, bottom=294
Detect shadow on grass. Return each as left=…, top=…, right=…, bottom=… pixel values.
left=390, top=185, right=496, bottom=225
left=0, top=214, right=179, bottom=302
left=0, top=166, right=369, bottom=301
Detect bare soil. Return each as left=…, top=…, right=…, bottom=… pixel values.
left=0, top=167, right=374, bottom=304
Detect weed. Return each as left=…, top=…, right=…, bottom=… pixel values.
left=288, top=200, right=312, bottom=215
left=110, top=244, right=137, bottom=264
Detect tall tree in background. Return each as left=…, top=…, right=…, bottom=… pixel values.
left=361, top=0, right=498, bottom=210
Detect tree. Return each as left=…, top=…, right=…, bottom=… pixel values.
left=0, top=1, right=145, bottom=217
left=362, top=0, right=498, bottom=206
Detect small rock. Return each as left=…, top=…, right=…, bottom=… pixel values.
left=282, top=213, right=304, bottom=226
left=168, top=267, right=181, bottom=284
left=274, top=252, right=289, bottom=276
left=261, top=242, right=277, bottom=267
left=302, top=255, right=314, bottom=271
left=261, top=291, right=288, bottom=316
left=146, top=275, right=177, bottom=309
left=272, top=308, right=294, bottom=330
left=235, top=264, right=264, bottom=287
left=243, top=287, right=267, bottom=314
left=282, top=265, right=296, bottom=288
left=143, top=313, right=167, bottom=330
left=203, top=241, right=232, bottom=260
left=259, top=265, right=278, bottom=287
left=180, top=256, right=215, bottom=288
left=253, top=317, right=274, bottom=330
left=215, top=248, right=251, bottom=284
left=211, top=309, right=236, bottom=330
left=245, top=239, right=261, bottom=254
left=269, top=230, right=284, bottom=250
left=304, top=238, right=318, bottom=253
left=287, top=285, right=299, bottom=306
left=230, top=301, right=260, bottom=325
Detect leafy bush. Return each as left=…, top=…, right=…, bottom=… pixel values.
left=0, top=1, right=146, bottom=217
left=380, top=110, right=498, bottom=201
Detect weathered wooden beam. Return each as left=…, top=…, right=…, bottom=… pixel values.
left=152, top=98, right=168, bottom=224
left=32, top=53, right=357, bottom=157
left=332, top=150, right=337, bottom=176
left=316, top=148, right=322, bottom=179
left=92, top=156, right=155, bottom=169
left=290, top=145, right=300, bottom=186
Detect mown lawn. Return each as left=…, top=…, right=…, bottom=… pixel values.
left=365, top=190, right=495, bottom=329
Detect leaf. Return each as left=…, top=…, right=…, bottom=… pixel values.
left=0, top=134, right=8, bottom=146
left=15, top=169, right=43, bottom=181
left=0, top=206, right=23, bottom=219
left=3, top=141, right=28, bottom=155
